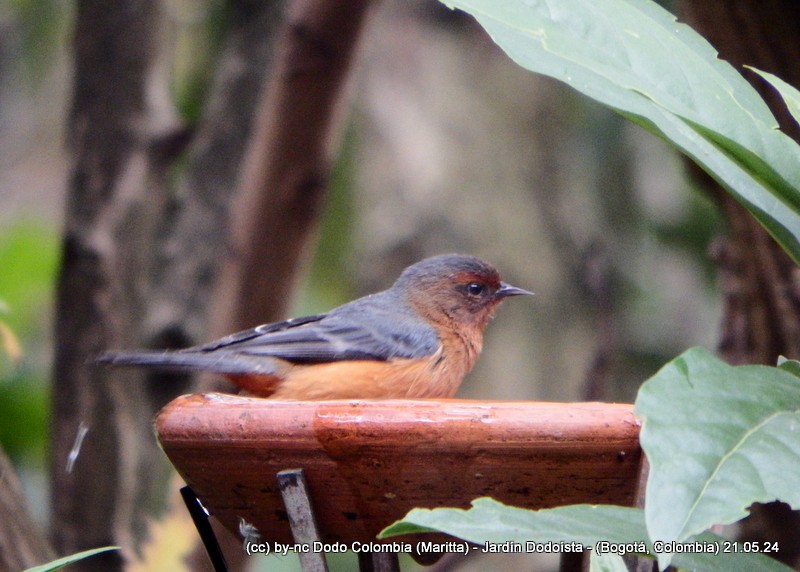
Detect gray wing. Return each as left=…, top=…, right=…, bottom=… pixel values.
left=98, top=292, right=440, bottom=373
left=196, top=292, right=440, bottom=363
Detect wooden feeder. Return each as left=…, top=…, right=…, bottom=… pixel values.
left=156, top=394, right=643, bottom=571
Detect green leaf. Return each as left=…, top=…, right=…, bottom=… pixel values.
left=672, top=532, right=793, bottom=572
left=636, top=347, right=800, bottom=568
left=24, top=547, right=119, bottom=572
left=777, top=356, right=800, bottom=378
left=380, top=498, right=650, bottom=551
left=382, top=499, right=791, bottom=572
left=590, top=552, right=628, bottom=572
left=438, top=0, right=800, bottom=263
left=749, top=67, right=800, bottom=128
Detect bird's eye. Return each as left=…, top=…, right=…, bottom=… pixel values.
left=466, top=282, right=485, bottom=296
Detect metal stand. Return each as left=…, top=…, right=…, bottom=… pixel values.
left=277, top=469, right=329, bottom=572
left=183, top=470, right=401, bottom=572
left=180, top=486, right=229, bottom=572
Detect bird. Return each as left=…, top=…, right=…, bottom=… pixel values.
left=97, top=254, right=532, bottom=399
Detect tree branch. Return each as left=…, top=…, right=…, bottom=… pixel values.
left=144, top=0, right=287, bottom=356
left=211, top=0, right=375, bottom=335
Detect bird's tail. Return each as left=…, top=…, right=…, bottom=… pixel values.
left=95, top=350, right=281, bottom=377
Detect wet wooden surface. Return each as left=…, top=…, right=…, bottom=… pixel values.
left=156, top=394, right=642, bottom=545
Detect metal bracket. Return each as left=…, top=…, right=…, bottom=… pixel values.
left=277, top=468, right=400, bottom=572
left=180, top=486, right=229, bottom=572
left=182, top=471, right=401, bottom=572
left=277, top=468, right=330, bottom=572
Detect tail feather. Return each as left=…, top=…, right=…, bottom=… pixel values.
left=96, top=350, right=281, bottom=377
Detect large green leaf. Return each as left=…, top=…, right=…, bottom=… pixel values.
left=381, top=498, right=650, bottom=550
left=636, top=348, right=800, bottom=568
left=438, top=0, right=800, bottom=263
left=673, top=531, right=792, bottom=572
left=380, top=499, right=791, bottom=571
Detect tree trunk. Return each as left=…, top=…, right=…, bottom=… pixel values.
left=52, top=2, right=169, bottom=568
left=677, top=1, right=800, bottom=366
left=51, top=0, right=370, bottom=568
left=52, top=0, right=283, bottom=567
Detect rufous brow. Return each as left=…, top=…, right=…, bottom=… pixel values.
left=452, top=271, right=500, bottom=287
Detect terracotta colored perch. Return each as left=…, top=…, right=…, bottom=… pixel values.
left=156, top=395, right=642, bottom=546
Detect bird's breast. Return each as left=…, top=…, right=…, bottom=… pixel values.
left=265, top=338, right=477, bottom=400
left=417, top=323, right=484, bottom=396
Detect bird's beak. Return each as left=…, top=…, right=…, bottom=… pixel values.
left=496, top=282, right=534, bottom=298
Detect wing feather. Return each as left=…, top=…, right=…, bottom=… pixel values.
left=189, top=292, right=440, bottom=363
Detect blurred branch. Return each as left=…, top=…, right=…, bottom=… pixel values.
left=580, top=243, right=616, bottom=401
left=0, top=444, right=54, bottom=571
left=211, top=0, right=375, bottom=334
left=144, top=0, right=287, bottom=356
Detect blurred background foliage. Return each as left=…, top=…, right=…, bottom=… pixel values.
left=1, top=0, right=723, bottom=567
left=0, top=220, right=59, bottom=465
left=0, top=220, right=59, bottom=526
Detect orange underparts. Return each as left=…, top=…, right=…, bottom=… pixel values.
left=225, top=353, right=464, bottom=400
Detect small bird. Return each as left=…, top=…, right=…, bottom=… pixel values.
left=97, top=254, right=532, bottom=399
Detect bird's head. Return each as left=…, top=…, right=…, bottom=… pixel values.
left=394, top=254, right=532, bottom=332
